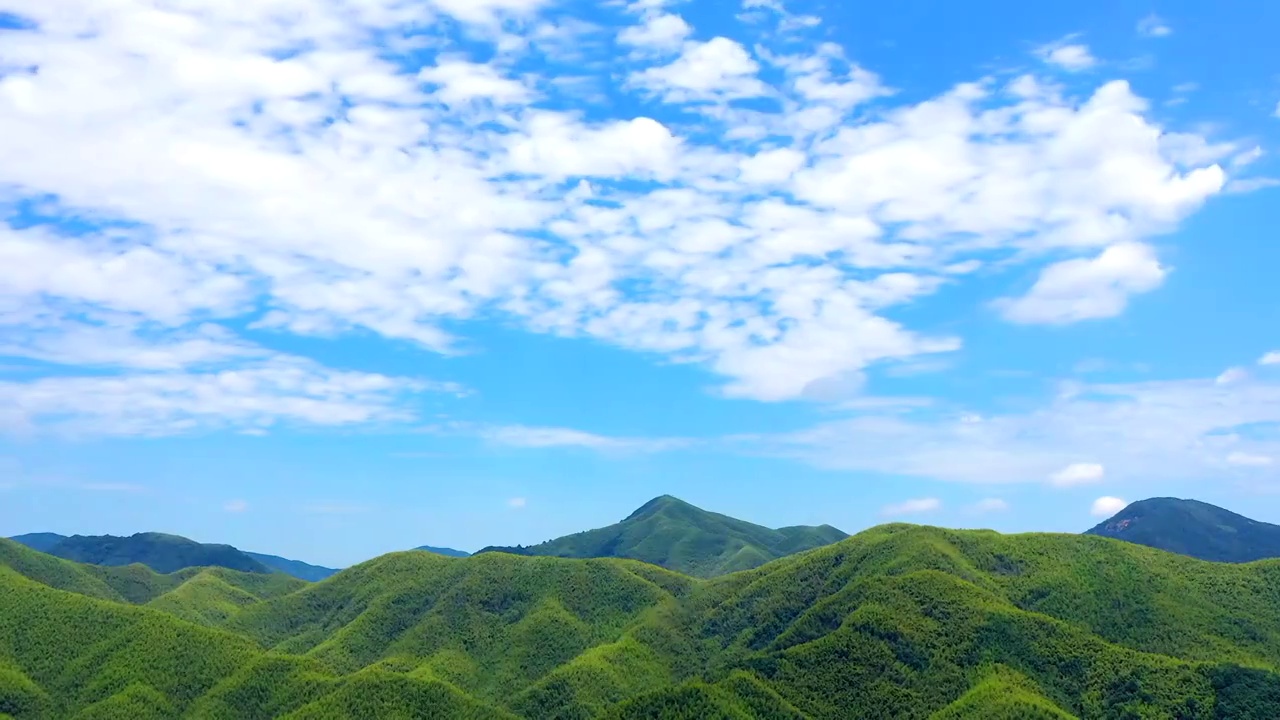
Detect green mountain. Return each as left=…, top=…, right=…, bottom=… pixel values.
left=5, top=525, right=1280, bottom=718
left=1084, top=497, right=1280, bottom=563
left=9, top=532, right=338, bottom=581
left=244, top=552, right=340, bottom=582
left=414, top=545, right=471, bottom=558
left=476, top=495, right=847, bottom=577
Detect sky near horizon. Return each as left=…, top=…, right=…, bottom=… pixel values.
left=1, top=0, right=1279, bottom=567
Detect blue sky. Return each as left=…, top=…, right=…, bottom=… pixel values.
left=1, top=0, right=1278, bottom=568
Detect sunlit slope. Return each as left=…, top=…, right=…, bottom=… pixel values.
left=0, top=538, right=304, bottom=621
left=478, top=495, right=847, bottom=578
left=5, top=526, right=1280, bottom=717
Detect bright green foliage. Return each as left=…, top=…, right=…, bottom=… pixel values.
left=5, top=522, right=1280, bottom=718
left=927, top=666, right=1077, bottom=719
left=478, top=495, right=847, bottom=577
left=1085, top=497, right=1280, bottom=563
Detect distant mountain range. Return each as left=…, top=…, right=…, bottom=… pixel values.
left=1085, top=497, right=1280, bottom=563
left=8, top=532, right=341, bottom=581
left=476, top=494, right=848, bottom=577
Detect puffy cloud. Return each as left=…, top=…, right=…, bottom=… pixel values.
left=1048, top=462, right=1105, bottom=488
left=997, top=243, right=1168, bottom=325
left=1036, top=40, right=1098, bottom=71
left=617, top=12, right=691, bottom=51
left=1260, top=352, right=1280, bottom=366
left=0, top=0, right=1233, bottom=412
left=880, top=497, right=941, bottom=517
left=1091, top=496, right=1128, bottom=517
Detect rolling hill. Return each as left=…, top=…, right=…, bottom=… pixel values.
left=5, top=524, right=1280, bottom=717
left=1084, top=497, right=1280, bottom=563
left=476, top=495, right=847, bottom=577
left=9, top=532, right=338, bottom=581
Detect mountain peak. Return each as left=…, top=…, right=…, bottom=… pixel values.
left=1085, top=496, right=1280, bottom=563
left=623, top=495, right=693, bottom=521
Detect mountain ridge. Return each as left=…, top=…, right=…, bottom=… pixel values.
left=7, top=531, right=339, bottom=581
left=1084, top=496, right=1280, bottom=563
left=5, top=524, right=1280, bottom=717
left=476, top=494, right=847, bottom=577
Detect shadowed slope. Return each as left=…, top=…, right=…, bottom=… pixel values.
left=1085, top=497, right=1280, bottom=563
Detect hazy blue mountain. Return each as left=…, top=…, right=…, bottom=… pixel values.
left=8, top=532, right=67, bottom=553
left=476, top=495, right=847, bottom=577
left=244, top=551, right=340, bottom=581
left=9, top=532, right=337, bottom=580
left=414, top=545, right=470, bottom=557
left=1084, top=496, right=1280, bottom=562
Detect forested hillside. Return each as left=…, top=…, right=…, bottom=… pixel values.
left=477, top=495, right=847, bottom=577
left=4, top=527, right=1280, bottom=718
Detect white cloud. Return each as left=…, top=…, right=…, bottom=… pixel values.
left=742, top=365, right=1280, bottom=485
left=1091, top=496, right=1128, bottom=517
left=1048, top=462, right=1105, bottom=487
left=617, top=12, right=691, bottom=51
left=1217, top=367, right=1250, bottom=385
left=969, top=498, right=1009, bottom=513
left=630, top=37, right=769, bottom=101
left=508, top=496, right=528, bottom=509
left=474, top=424, right=690, bottom=453
left=880, top=497, right=941, bottom=517
left=223, top=499, right=249, bottom=512
left=1227, top=452, right=1273, bottom=467
left=997, top=243, right=1169, bottom=325
left=0, top=356, right=438, bottom=438
left=1137, top=14, right=1172, bottom=37
left=1260, top=352, right=1280, bottom=366
left=1036, top=40, right=1098, bottom=71
left=0, top=0, right=1234, bottom=411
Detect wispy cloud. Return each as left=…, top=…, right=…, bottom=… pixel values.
left=1035, top=38, right=1098, bottom=71
left=301, top=503, right=373, bottom=515
left=741, top=360, right=1280, bottom=485
left=1137, top=14, right=1172, bottom=38
left=1048, top=463, right=1105, bottom=488
left=880, top=497, right=941, bottom=517
left=223, top=499, right=249, bottom=513
left=968, top=498, right=1009, bottom=513
left=78, top=482, right=147, bottom=493
left=508, top=497, right=528, bottom=509
left=472, top=424, right=693, bottom=453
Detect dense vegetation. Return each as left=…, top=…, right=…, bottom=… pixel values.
left=4, top=519, right=1280, bottom=718
left=477, top=495, right=847, bottom=578
left=1085, top=497, right=1280, bottom=563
